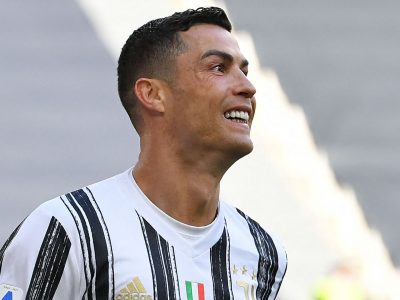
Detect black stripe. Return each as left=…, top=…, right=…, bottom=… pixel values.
left=260, top=229, right=279, bottom=299
left=86, top=187, right=115, bottom=300
left=139, top=213, right=177, bottom=300
left=160, top=237, right=176, bottom=299
left=72, top=189, right=110, bottom=299
left=0, top=220, right=24, bottom=274
left=210, top=227, right=231, bottom=300
left=225, top=225, right=234, bottom=298
left=65, top=192, right=95, bottom=300
left=71, top=189, right=112, bottom=300
left=138, top=213, right=158, bottom=297
left=26, top=217, right=71, bottom=300
left=61, top=195, right=91, bottom=299
left=171, top=247, right=182, bottom=300
left=64, top=189, right=114, bottom=300
left=237, top=209, right=279, bottom=300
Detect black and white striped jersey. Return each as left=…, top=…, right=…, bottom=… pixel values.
left=0, top=168, right=287, bottom=300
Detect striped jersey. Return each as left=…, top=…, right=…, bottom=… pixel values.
left=0, top=168, right=287, bottom=300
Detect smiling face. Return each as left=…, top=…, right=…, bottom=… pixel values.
left=164, top=24, right=256, bottom=164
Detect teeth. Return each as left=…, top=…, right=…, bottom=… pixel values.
left=224, top=110, right=249, bottom=121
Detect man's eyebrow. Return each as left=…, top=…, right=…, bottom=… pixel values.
left=200, top=49, right=249, bottom=68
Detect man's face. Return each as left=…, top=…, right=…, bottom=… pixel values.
left=164, top=24, right=256, bottom=161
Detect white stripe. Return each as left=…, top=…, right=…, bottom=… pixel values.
left=170, top=246, right=181, bottom=300
left=268, top=244, right=288, bottom=300
left=224, top=223, right=234, bottom=299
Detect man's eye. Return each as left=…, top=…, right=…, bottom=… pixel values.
left=212, top=64, right=225, bottom=73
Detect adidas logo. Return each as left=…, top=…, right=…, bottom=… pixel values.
left=116, top=277, right=153, bottom=300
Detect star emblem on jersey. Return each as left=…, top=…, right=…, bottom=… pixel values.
left=232, top=264, right=239, bottom=274
left=241, top=265, right=248, bottom=275
left=116, top=277, right=152, bottom=300
left=231, top=264, right=257, bottom=300
left=251, top=271, right=257, bottom=280
left=0, top=284, right=23, bottom=300
left=185, top=281, right=205, bottom=300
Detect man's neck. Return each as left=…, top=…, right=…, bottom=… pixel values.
left=132, top=152, right=225, bottom=227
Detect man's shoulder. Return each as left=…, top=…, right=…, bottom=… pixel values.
left=23, top=169, right=128, bottom=236
left=220, top=200, right=262, bottom=228
left=35, top=173, right=117, bottom=214
left=220, top=200, right=286, bottom=251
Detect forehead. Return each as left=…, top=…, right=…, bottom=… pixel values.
left=179, top=24, right=244, bottom=60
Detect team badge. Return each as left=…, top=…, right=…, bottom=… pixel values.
left=185, top=281, right=205, bottom=300
left=0, top=284, right=23, bottom=300
left=232, top=264, right=258, bottom=300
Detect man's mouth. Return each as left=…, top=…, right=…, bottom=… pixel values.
left=224, top=110, right=250, bottom=124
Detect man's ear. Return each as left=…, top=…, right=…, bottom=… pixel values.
left=134, top=78, right=166, bottom=113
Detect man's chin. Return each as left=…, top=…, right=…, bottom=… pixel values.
left=228, top=140, right=254, bottom=161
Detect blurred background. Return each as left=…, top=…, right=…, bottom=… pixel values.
left=1, top=0, right=399, bottom=299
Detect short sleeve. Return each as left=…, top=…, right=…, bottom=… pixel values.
left=0, top=201, right=82, bottom=299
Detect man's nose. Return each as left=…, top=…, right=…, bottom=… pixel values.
left=233, top=71, right=256, bottom=99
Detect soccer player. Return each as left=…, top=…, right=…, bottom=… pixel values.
left=0, top=7, right=287, bottom=300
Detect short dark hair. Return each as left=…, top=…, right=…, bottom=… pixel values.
left=117, top=7, right=232, bottom=132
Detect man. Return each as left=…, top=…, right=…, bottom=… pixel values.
left=0, top=7, right=287, bottom=300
